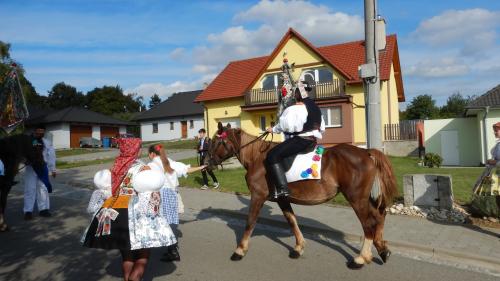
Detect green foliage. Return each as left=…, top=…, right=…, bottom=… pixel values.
left=401, top=93, right=477, bottom=120
left=86, top=86, right=143, bottom=115
left=423, top=153, right=443, bottom=168
left=440, top=92, right=475, bottom=118
left=47, top=82, right=86, bottom=109
left=405, top=94, right=439, bottom=120
left=149, top=93, right=161, bottom=109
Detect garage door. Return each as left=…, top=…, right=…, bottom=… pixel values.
left=70, top=125, right=92, bottom=148
left=101, top=126, right=119, bottom=138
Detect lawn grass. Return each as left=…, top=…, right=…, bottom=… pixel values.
left=143, top=139, right=198, bottom=150
left=179, top=155, right=485, bottom=206
left=56, top=158, right=115, bottom=169
left=56, top=148, right=106, bottom=158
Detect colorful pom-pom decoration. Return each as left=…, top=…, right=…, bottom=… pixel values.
left=312, top=170, right=319, bottom=178
left=311, top=163, right=318, bottom=170
left=312, top=155, right=321, bottom=161
left=306, top=168, right=313, bottom=174
left=281, top=87, right=287, bottom=97
left=316, top=146, right=325, bottom=155
left=301, top=171, right=309, bottom=178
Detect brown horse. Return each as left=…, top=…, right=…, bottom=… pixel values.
left=207, top=128, right=398, bottom=269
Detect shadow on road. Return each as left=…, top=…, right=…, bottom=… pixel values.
left=193, top=194, right=381, bottom=265
left=0, top=192, right=177, bottom=281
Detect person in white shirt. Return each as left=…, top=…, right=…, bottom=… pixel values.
left=147, top=144, right=205, bottom=262
left=23, top=124, right=56, bottom=220
left=265, top=81, right=325, bottom=199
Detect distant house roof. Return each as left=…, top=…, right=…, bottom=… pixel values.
left=133, top=90, right=203, bottom=122
left=26, top=106, right=134, bottom=126
left=466, top=84, right=500, bottom=108
left=195, top=28, right=404, bottom=103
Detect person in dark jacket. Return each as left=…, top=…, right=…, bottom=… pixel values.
left=197, top=128, right=219, bottom=190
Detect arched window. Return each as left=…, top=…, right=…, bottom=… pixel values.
left=300, top=67, right=333, bottom=83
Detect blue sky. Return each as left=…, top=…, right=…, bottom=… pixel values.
left=1, top=0, right=499, bottom=106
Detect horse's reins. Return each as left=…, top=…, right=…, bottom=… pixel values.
left=219, top=131, right=273, bottom=163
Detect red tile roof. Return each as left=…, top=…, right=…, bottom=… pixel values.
left=317, top=34, right=396, bottom=83
left=195, top=56, right=268, bottom=102
left=195, top=29, right=404, bottom=102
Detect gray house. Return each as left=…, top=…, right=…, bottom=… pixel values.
left=133, top=90, right=204, bottom=141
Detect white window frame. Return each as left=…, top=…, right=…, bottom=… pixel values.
left=261, top=73, right=281, bottom=89
left=300, top=67, right=333, bottom=83
left=321, top=106, right=342, bottom=128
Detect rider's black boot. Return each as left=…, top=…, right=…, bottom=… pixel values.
left=268, top=163, right=289, bottom=199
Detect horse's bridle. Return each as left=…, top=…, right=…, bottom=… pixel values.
left=208, top=130, right=272, bottom=166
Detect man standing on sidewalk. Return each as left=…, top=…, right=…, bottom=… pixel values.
left=197, top=128, right=219, bottom=190
left=23, top=124, right=56, bottom=220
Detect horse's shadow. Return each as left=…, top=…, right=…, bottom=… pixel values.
left=195, top=194, right=383, bottom=265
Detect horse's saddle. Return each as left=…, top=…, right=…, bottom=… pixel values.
left=283, top=144, right=325, bottom=183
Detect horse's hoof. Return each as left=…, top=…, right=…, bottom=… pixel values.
left=289, top=250, right=301, bottom=259
left=346, top=260, right=364, bottom=270
left=230, top=253, right=244, bottom=261
left=380, top=250, right=391, bottom=263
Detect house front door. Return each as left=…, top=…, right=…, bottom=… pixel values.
left=181, top=121, right=187, bottom=138
left=440, top=130, right=459, bottom=166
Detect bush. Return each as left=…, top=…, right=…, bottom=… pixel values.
left=424, top=153, right=443, bottom=168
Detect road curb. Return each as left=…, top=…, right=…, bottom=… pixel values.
left=202, top=208, right=500, bottom=276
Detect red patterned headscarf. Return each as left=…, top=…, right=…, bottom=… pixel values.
left=111, top=138, right=142, bottom=196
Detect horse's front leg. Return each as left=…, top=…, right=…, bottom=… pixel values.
left=277, top=199, right=306, bottom=258
left=0, top=182, right=12, bottom=232
left=231, top=189, right=266, bottom=261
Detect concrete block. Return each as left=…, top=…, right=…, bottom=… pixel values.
left=403, top=174, right=453, bottom=210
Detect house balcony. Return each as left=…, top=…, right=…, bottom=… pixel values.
left=244, top=80, right=346, bottom=106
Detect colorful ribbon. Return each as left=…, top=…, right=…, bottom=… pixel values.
left=95, top=208, right=119, bottom=237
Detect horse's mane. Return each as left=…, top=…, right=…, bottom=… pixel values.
left=0, top=134, right=32, bottom=158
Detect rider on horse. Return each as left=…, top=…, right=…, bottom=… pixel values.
left=265, top=81, right=324, bottom=199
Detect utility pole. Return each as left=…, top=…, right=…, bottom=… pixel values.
left=359, top=0, right=384, bottom=150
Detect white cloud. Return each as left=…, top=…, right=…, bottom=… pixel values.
left=193, top=0, right=363, bottom=72
left=411, top=8, right=500, bottom=55
left=169, top=48, right=186, bottom=61
left=124, top=73, right=216, bottom=101
left=406, top=57, right=470, bottom=78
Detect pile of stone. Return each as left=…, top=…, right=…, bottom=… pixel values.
left=387, top=203, right=470, bottom=224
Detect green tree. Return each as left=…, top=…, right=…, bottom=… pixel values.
left=47, top=82, right=86, bottom=109
left=148, top=93, right=161, bottom=109
left=86, top=85, right=144, bottom=116
left=440, top=92, right=474, bottom=118
left=405, top=94, right=439, bottom=120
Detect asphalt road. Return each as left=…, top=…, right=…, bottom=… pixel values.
left=0, top=187, right=497, bottom=281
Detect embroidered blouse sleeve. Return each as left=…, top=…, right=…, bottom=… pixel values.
left=87, top=190, right=107, bottom=214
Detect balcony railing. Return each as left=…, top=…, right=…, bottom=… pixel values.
left=244, top=80, right=346, bottom=106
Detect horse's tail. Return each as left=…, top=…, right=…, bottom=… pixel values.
left=368, top=149, right=399, bottom=209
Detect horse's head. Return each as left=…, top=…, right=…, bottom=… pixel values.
left=20, top=134, right=45, bottom=171
left=207, top=127, right=241, bottom=168
left=0, top=134, right=45, bottom=178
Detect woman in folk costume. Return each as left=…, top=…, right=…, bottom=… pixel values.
left=147, top=144, right=205, bottom=262
left=475, top=122, right=500, bottom=196
left=83, top=138, right=176, bottom=281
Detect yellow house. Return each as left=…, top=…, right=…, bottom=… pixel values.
left=195, top=28, right=405, bottom=146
